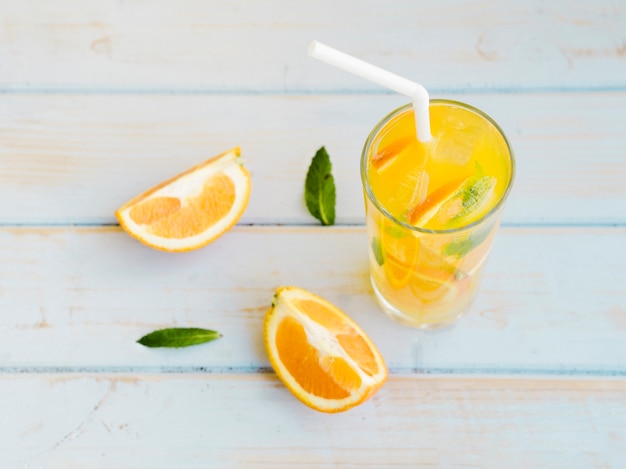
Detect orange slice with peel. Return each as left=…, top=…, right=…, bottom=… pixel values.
left=378, top=220, right=420, bottom=289
left=116, top=147, right=250, bottom=252
left=264, top=286, right=388, bottom=413
left=405, top=235, right=467, bottom=303
left=408, top=175, right=496, bottom=230
left=383, top=253, right=415, bottom=289
left=371, top=135, right=413, bottom=171
left=409, top=266, right=462, bottom=305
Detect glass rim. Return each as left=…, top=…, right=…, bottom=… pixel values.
left=361, top=99, right=516, bottom=235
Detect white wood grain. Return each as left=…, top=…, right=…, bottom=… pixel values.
left=1, top=0, right=625, bottom=91
left=1, top=92, right=625, bottom=225
left=1, top=226, right=624, bottom=374
left=0, top=373, right=624, bottom=467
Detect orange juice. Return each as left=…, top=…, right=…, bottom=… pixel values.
left=361, top=100, right=514, bottom=328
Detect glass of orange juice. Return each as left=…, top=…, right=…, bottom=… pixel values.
left=361, top=100, right=515, bottom=329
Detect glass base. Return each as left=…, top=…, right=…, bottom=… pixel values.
left=370, top=276, right=471, bottom=330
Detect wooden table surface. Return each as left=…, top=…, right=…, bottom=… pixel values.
left=1, top=1, right=625, bottom=467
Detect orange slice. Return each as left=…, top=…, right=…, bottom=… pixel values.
left=383, top=253, right=415, bottom=289
left=409, top=267, right=461, bottom=305
left=378, top=220, right=420, bottom=289
left=116, top=147, right=250, bottom=252
left=404, top=235, right=467, bottom=303
left=264, top=286, right=388, bottom=413
left=382, top=235, right=419, bottom=289
left=408, top=175, right=496, bottom=229
left=371, top=135, right=413, bottom=171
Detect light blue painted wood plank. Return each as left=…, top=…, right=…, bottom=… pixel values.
left=1, top=0, right=625, bottom=92
left=0, top=373, right=624, bottom=467
left=0, top=93, right=624, bottom=225
left=0, top=226, right=624, bottom=375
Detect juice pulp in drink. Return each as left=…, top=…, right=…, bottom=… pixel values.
left=362, top=100, right=513, bottom=328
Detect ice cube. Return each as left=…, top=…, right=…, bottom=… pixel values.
left=430, top=111, right=488, bottom=166
left=390, top=168, right=429, bottom=213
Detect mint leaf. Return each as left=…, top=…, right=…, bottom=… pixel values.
left=443, top=237, right=475, bottom=258
left=137, top=328, right=222, bottom=348
left=461, top=176, right=493, bottom=209
left=305, top=147, right=336, bottom=225
left=444, top=226, right=492, bottom=258
left=450, top=175, right=496, bottom=224
left=371, top=236, right=385, bottom=266
left=383, top=225, right=408, bottom=239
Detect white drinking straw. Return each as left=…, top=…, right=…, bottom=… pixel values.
left=307, top=40, right=432, bottom=142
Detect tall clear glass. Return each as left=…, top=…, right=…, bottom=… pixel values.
left=361, top=100, right=515, bottom=329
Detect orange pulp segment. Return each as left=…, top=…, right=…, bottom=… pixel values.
left=264, top=286, right=388, bottom=413
left=116, top=147, right=250, bottom=252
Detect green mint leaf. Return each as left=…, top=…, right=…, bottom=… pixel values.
left=461, top=176, right=493, bottom=209
left=449, top=175, right=495, bottom=224
left=443, top=237, right=475, bottom=258
left=371, top=236, right=385, bottom=266
left=444, top=226, right=492, bottom=258
left=137, top=328, right=222, bottom=348
left=305, top=146, right=336, bottom=225
left=383, top=225, right=408, bottom=239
